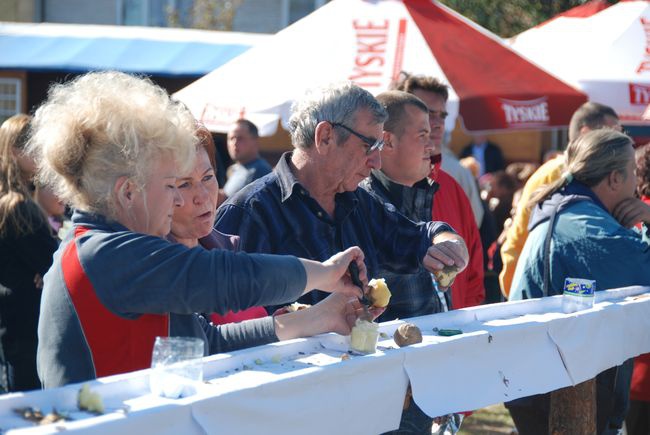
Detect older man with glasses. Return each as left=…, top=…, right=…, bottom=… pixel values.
left=215, top=83, right=468, bottom=323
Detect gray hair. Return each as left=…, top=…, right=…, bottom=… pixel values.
left=529, top=129, right=634, bottom=208
left=27, top=71, right=197, bottom=217
left=289, top=82, right=387, bottom=149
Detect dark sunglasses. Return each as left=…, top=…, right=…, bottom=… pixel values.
left=330, top=122, right=384, bottom=155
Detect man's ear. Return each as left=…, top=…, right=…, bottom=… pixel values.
left=607, top=169, right=625, bottom=191
left=382, top=131, right=396, bottom=154
left=114, top=176, right=135, bottom=208
left=314, top=121, right=334, bottom=155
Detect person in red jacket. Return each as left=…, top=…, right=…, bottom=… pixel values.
left=396, top=74, right=484, bottom=309
left=431, top=170, right=485, bottom=308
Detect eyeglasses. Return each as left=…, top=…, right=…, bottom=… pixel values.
left=330, top=122, right=384, bottom=155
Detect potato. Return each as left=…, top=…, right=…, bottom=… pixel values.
left=350, top=319, right=379, bottom=354
left=433, top=265, right=460, bottom=288
left=78, top=383, right=104, bottom=414
left=284, top=302, right=311, bottom=312
left=393, top=323, right=423, bottom=347
left=367, top=278, right=391, bottom=308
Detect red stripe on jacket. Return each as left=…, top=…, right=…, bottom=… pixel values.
left=62, top=226, right=169, bottom=378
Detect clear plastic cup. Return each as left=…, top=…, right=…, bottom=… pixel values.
left=150, top=336, right=204, bottom=398
left=562, top=278, right=596, bottom=313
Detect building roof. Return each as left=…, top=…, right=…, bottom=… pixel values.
left=0, top=22, right=270, bottom=76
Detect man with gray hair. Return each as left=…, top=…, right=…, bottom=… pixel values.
left=215, top=81, right=468, bottom=316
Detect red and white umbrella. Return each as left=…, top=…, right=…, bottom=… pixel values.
left=175, top=0, right=586, bottom=136
left=510, top=0, right=650, bottom=126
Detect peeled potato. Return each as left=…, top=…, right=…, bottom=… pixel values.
left=78, top=383, right=104, bottom=414
left=393, top=323, right=423, bottom=347
left=350, top=319, right=379, bottom=354
left=367, top=278, right=391, bottom=308
left=284, top=302, right=311, bottom=312
left=433, top=265, right=460, bottom=288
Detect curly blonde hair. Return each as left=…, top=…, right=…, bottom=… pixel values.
left=27, top=71, right=197, bottom=218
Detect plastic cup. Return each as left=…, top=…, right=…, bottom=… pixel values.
left=150, top=336, right=204, bottom=398
left=562, top=278, right=596, bottom=313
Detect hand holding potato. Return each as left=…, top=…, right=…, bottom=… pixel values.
left=422, top=233, right=468, bottom=288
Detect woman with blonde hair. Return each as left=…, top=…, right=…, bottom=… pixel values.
left=0, top=114, right=58, bottom=391
left=29, top=71, right=368, bottom=389
left=508, top=129, right=650, bottom=434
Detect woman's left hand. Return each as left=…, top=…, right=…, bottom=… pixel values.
left=314, top=294, right=385, bottom=335
left=274, top=293, right=384, bottom=340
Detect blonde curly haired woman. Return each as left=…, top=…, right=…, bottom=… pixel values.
left=29, top=71, right=368, bottom=389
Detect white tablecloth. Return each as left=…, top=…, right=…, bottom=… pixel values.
left=2, top=286, right=649, bottom=434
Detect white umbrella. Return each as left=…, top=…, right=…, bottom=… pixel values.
left=510, top=0, right=650, bottom=126
left=175, top=0, right=586, bottom=136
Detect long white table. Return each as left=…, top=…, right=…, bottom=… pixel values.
left=1, top=286, right=649, bottom=434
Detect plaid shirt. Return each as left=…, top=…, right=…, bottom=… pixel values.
left=360, top=170, right=445, bottom=321
left=215, top=152, right=454, bottom=308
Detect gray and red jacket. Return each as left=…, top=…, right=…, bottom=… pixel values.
left=37, top=210, right=306, bottom=389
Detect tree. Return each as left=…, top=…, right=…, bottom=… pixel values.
left=439, top=0, right=617, bottom=37
left=549, top=379, right=596, bottom=435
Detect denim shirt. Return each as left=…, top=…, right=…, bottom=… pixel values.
left=223, top=157, right=273, bottom=197
left=215, top=152, right=455, bottom=307
left=359, top=171, right=444, bottom=321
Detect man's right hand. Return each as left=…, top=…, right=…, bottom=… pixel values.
left=422, top=233, right=468, bottom=275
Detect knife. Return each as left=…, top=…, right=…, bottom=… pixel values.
left=348, top=261, right=373, bottom=321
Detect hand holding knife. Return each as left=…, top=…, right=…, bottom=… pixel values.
left=348, top=261, right=373, bottom=321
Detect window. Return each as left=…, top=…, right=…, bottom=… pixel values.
left=122, top=0, right=148, bottom=25
left=288, top=0, right=312, bottom=25
left=120, top=0, right=194, bottom=26
left=0, top=78, right=21, bottom=125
